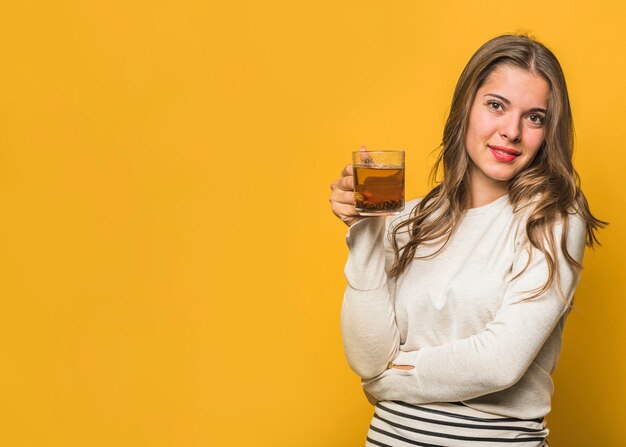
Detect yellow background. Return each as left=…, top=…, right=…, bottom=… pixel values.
left=0, top=1, right=623, bottom=445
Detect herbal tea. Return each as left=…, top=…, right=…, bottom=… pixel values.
left=353, top=164, right=404, bottom=215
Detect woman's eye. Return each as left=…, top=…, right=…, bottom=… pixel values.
left=488, top=101, right=503, bottom=111
left=528, top=114, right=545, bottom=125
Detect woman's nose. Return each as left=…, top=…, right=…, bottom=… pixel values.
left=499, top=115, right=522, bottom=143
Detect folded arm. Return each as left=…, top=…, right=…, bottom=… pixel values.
left=362, top=213, right=587, bottom=403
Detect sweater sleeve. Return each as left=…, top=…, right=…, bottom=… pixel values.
left=361, top=212, right=587, bottom=403
left=340, top=216, right=401, bottom=380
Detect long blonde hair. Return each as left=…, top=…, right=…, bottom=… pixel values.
left=389, top=34, right=607, bottom=302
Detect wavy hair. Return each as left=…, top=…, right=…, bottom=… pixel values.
left=389, top=33, right=607, bottom=304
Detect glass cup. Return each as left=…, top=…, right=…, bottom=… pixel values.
left=352, top=150, right=405, bottom=216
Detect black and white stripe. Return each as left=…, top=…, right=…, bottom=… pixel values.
left=365, top=401, right=549, bottom=447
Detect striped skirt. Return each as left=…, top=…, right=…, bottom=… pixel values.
left=365, top=401, right=550, bottom=447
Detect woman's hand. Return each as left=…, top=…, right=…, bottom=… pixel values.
left=392, top=365, right=415, bottom=370
left=329, top=147, right=368, bottom=227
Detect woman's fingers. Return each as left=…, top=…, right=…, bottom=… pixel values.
left=329, top=187, right=356, bottom=206
left=330, top=201, right=356, bottom=216
left=336, top=164, right=355, bottom=190
left=340, top=163, right=353, bottom=179
left=329, top=156, right=365, bottom=227
left=392, top=365, right=415, bottom=370
left=330, top=202, right=361, bottom=227
left=335, top=174, right=354, bottom=192
left=330, top=175, right=361, bottom=227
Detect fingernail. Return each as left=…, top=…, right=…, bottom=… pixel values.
left=360, top=145, right=367, bottom=150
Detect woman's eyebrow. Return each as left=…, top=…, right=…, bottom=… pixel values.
left=484, top=93, right=547, bottom=114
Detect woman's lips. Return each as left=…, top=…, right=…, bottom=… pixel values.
left=488, top=145, right=520, bottom=162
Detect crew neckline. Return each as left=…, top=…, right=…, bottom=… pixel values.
left=465, top=194, right=510, bottom=216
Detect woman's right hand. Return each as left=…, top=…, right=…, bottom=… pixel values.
left=329, top=149, right=367, bottom=227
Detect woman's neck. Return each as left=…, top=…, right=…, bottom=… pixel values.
left=468, top=179, right=508, bottom=209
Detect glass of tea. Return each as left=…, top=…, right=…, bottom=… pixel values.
left=352, top=150, right=405, bottom=216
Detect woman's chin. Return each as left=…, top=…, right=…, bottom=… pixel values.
left=484, top=167, right=517, bottom=183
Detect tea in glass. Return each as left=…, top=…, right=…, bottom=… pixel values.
left=352, top=150, right=405, bottom=216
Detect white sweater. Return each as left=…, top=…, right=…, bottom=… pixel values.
left=341, top=194, right=587, bottom=420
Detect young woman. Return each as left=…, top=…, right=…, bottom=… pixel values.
left=329, top=34, right=606, bottom=447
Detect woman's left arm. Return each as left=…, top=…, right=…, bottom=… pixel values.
left=363, top=213, right=587, bottom=403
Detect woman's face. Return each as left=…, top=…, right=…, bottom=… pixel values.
left=465, top=65, right=549, bottom=193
